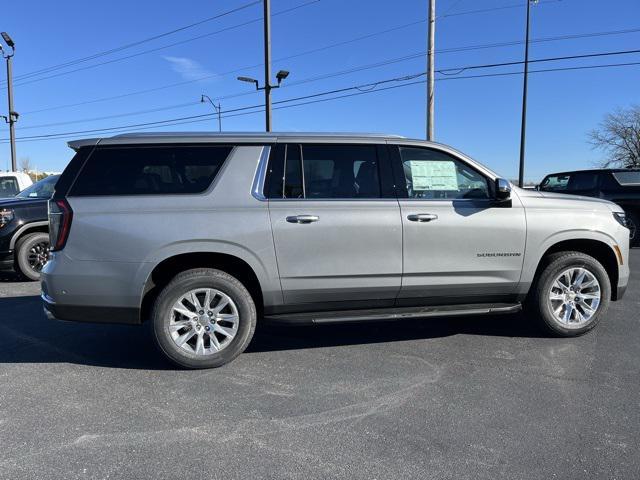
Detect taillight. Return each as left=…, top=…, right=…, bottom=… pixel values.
left=48, top=199, right=73, bottom=251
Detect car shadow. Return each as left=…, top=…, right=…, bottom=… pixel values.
left=0, top=295, right=547, bottom=370
left=0, top=272, right=31, bottom=283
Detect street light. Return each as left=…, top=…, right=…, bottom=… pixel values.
left=236, top=69, right=290, bottom=131
left=1, top=32, right=14, bottom=48
left=0, top=31, right=17, bottom=172
left=200, top=94, right=222, bottom=132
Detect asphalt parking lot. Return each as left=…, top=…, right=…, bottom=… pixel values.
left=1, top=252, right=639, bottom=480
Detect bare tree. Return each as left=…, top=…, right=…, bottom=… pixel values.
left=589, top=105, right=640, bottom=168
left=19, top=156, right=32, bottom=173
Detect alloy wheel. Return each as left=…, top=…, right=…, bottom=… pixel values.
left=169, top=288, right=239, bottom=355
left=548, top=267, right=601, bottom=326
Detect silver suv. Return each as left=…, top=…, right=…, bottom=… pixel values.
left=42, top=133, right=630, bottom=369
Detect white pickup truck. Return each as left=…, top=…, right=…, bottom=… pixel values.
left=0, top=172, right=33, bottom=198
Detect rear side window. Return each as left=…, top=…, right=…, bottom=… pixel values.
left=266, top=144, right=382, bottom=199
left=70, top=145, right=232, bottom=196
left=303, top=145, right=380, bottom=199
left=566, top=172, right=598, bottom=191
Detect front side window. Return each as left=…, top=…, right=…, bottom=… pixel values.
left=70, top=145, right=232, bottom=196
left=399, top=147, right=490, bottom=199
left=540, top=174, right=570, bottom=191
left=0, top=177, right=19, bottom=198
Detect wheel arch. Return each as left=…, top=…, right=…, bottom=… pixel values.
left=9, top=221, right=49, bottom=250
left=140, top=251, right=266, bottom=324
left=532, top=238, right=620, bottom=300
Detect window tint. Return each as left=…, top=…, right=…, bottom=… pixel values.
left=284, top=144, right=304, bottom=198
left=540, top=174, right=570, bottom=191
left=612, top=171, right=640, bottom=186
left=302, top=145, right=380, bottom=199
left=0, top=177, right=19, bottom=198
left=70, top=145, right=232, bottom=196
left=399, top=147, right=489, bottom=199
left=566, top=172, right=598, bottom=191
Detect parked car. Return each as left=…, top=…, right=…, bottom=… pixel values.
left=0, top=175, right=59, bottom=280
left=539, top=169, right=640, bottom=246
left=0, top=171, right=33, bottom=198
left=42, top=133, right=629, bottom=369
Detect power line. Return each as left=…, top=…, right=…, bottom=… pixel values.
left=4, top=57, right=639, bottom=144
left=439, top=0, right=564, bottom=19
left=19, top=24, right=640, bottom=116
left=14, top=46, right=640, bottom=131
left=0, top=1, right=262, bottom=86
left=5, top=0, right=570, bottom=88
left=16, top=102, right=201, bottom=130
left=9, top=0, right=321, bottom=88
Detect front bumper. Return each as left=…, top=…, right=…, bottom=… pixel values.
left=0, top=251, right=14, bottom=271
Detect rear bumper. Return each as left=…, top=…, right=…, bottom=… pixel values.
left=42, top=292, right=140, bottom=325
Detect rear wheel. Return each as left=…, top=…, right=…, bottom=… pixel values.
left=15, top=232, right=50, bottom=281
left=527, top=251, right=610, bottom=336
left=151, top=268, right=256, bottom=369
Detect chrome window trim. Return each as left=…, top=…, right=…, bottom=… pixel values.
left=251, top=145, right=271, bottom=202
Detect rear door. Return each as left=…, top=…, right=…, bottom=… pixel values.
left=267, top=143, right=402, bottom=308
left=390, top=144, right=526, bottom=305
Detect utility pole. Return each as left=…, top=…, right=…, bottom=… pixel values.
left=201, top=95, right=222, bottom=132
left=518, top=1, right=536, bottom=188
left=426, top=0, right=435, bottom=141
left=263, top=0, right=273, bottom=132
left=1, top=32, right=17, bottom=172
left=237, top=1, right=289, bottom=131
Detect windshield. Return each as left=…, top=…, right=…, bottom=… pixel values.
left=17, top=175, right=59, bottom=199
left=0, top=176, right=19, bottom=198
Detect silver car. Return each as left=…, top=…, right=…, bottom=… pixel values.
left=41, top=133, right=630, bottom=369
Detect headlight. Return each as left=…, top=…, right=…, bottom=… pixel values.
left=0, top=208, right=14, bottom=227
left=613, top=212, right=627, bottom=228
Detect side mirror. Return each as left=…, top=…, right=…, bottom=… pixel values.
left=495, top=178, right=511, bottom=200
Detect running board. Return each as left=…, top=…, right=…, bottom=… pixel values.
left=264, top=302, right=522, bottom=324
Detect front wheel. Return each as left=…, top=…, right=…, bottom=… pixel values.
left=526, top=251, right=611, bottom=337
left=151, top=268, right=256, bottom=369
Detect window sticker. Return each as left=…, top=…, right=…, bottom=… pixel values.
left=409, top=160, right=458, bottom=191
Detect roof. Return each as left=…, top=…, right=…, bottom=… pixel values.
left=543, top=168, right=640, bottom=176
left=67, top=131, right=408, bottom=150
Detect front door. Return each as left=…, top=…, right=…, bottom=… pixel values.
left=268, top=143, right=402, bottom=308
left=391, top=145, right=526, bottom=305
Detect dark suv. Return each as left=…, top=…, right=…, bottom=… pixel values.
left=539, top=169, right=640, bottom=246
left=0, top=175, right=59, bottom=280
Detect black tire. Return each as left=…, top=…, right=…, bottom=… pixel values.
left=151, top=268, right=256, bottom=369
left=15, top=232, right=50, bottom=281
left=626, top=210, right=639, bottom=247
left=526, top=251, right=611, bottom=337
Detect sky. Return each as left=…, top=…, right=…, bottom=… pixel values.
left=1, top=0, right=639, bottom=181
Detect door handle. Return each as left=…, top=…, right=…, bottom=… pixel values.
left=407, top=213, right=438, bottom=222
left=286, top=215, right=320, bottom=224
